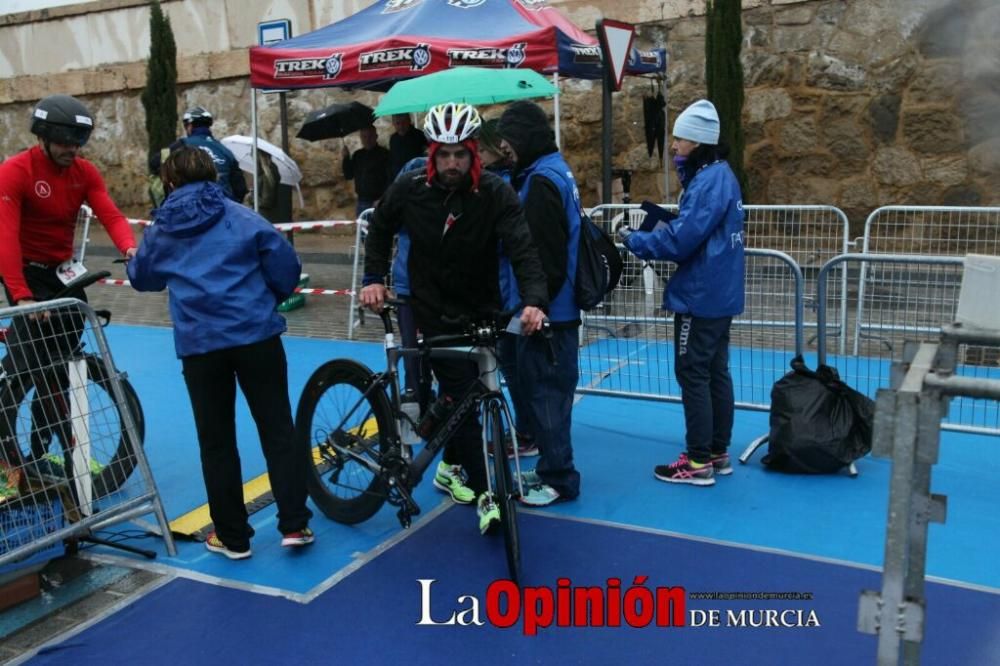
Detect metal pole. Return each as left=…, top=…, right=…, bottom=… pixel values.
left=662, top=77, right=670, bottom=202
left=601, top=60, right=612, bottom=205
left=251, top=88, right=259, bottom=212
left=552, top=72, right=561, bottom=149
left=279, top=91, right=290, bottom=153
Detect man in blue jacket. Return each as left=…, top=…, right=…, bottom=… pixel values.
left=128, top=146, right=312, bottom=558
left=620, top=99, right=745, bottom=486
left=174, top=106, right=248, bottom=203
left=497, top=101, right=582, bottom=506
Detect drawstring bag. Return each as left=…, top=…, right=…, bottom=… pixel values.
left=762, top=356, right=875, bottom=474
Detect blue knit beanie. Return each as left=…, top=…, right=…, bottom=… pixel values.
left=672, top=99, right=720, bottom=145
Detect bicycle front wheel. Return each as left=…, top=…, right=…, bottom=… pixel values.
left=487, top=400, right=521, bottom=583
left=295, top=359, right=393, bottom=524
left=19, top=355, right=144, bottom=498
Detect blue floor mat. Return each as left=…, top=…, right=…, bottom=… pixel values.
left=28, top=510, right=1000, bottom=665
left=80, top=326, right=1000, bottom=594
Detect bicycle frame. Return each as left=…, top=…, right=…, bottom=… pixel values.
left=315, top=305, right=525, bottom=526
left=3, top=331, right=97, bottom=515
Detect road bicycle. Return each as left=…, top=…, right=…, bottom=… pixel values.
left=295, top=301, right=534, bottom=582
left=0, top=270, right=145, bottom=504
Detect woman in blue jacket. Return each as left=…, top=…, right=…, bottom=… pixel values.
left=127, top=147, right=313, bottom=558
left=620, top=100, right=745, bottom=487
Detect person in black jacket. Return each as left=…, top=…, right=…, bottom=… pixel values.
left=497, top=101, right=582, bottom=506
left=388, top=113, right=428, bottom=179
left=361, top=102, right=548, bottom=535
left=342, top=125, right=390, bottom=216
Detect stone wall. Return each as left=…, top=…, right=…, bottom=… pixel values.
left=1, top=0, right=997, bottom=229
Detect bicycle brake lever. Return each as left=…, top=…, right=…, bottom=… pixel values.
left=540, top=319, right=557, bottom=366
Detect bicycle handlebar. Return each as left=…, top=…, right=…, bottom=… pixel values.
left=51, top=270, right=112, bottom=299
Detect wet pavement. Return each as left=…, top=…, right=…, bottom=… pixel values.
left=83, top=225, right=383, bottom=342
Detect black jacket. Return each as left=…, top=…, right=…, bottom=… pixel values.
left=364, top=169, right=548, bottom=332
left=343, top=146, right=390, bottom=201
left=389, top=130, right=428, bottom=180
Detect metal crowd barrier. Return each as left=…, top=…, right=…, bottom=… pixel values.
left=588, top=203, right=851, bottom=354
left=855, top=206, right=1000, bottom=356
left=816, top=254, right=999, bottom=435
left=0, top=299, right=176, bottom=573
left=577, top=248, right=805, bottom=413
left=348, top=208, right=384, bottom=340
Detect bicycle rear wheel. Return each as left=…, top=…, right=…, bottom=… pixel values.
left=295, top=359, right=393, bottom=524
left=487, top=400, right=521, bottom=583
left=15, top=355, right=144, bottom=498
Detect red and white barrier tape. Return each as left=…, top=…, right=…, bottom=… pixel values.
left=98, top=278, right=352, bottom=296
left=127, top=218, right=358, bottom=232
left=273, top=220, right=357, bottom=232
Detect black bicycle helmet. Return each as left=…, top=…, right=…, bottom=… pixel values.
left=30, top=94, right=94, bottom=147
left=182, top=106, right=213, bottom=127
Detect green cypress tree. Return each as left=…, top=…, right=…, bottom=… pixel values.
left=141, top=0, right=177, bottom=157
left=706, top=0, right=748, bottom=198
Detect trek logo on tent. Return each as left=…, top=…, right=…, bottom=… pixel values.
left=629, top=50, right=662, bottom=68
left=447, top=42, right=526, bottom=68
left=359, top=44, right=432, bottom=72
left=571, top=43, right=601, bottom=65
left=447, top=0, right=486, bottom=7
left=381, top=0, right=422, bottom=13
left=273, top=53, right=344, bottom=80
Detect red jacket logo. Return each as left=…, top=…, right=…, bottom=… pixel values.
left=34, top=180, right=52, bottom=198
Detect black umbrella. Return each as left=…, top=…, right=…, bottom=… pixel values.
left=296, top=101, right=375, bottom=141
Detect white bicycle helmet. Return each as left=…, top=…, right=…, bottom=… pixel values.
left=423, top=103, right=482, bottom=144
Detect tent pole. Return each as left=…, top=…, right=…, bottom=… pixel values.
left=552, top=72, right=561, bottom=149
left=251, top=88, right=259, bottom=212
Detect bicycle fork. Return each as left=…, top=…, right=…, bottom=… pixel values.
left=480, top=395, right=525, bottom=499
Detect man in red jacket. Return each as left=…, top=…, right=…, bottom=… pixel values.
left=0, top=94, right=137, bottom=388
left=0, top=94, right=137, bottom=307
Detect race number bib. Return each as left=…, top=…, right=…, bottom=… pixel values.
left=56, top=259, right=88, bottom=286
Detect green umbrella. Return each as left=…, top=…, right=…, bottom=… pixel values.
left=374, top=67, right=558, bottom=117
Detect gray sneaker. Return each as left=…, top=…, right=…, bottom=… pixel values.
left=519, top=469, right=542, bottom=487
left=519, top=483, right=561, bottom=507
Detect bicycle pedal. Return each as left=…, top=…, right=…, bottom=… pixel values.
left=396, top=508, right=412, bottom=529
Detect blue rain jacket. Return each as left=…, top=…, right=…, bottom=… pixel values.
left=127, top=181, right=301, bottom=357
left=624, top=160, right=745, bottom=317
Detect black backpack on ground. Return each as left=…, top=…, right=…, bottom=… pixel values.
left=762, top=356, right=875, bottom=474
left=575, top=212, right=624, bottom=310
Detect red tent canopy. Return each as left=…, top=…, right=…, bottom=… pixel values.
left=249, top=0, right=661, bottom=91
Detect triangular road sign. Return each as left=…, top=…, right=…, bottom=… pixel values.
left=597, top=19, right=635, bottom=91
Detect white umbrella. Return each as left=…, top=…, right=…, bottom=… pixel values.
left=220, top=135, right=303, bottom=186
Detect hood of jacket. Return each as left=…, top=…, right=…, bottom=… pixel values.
left=155, top=181, right=227, bottom=237
left=497, top=101, right=558, bottom=174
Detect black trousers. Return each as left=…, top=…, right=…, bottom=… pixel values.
left=181, top=335, right=311, bottom=550
left=673, top=314, right=735, bottom=464
left=429, top=355, right=487, bottom=495
left=1, top=266, right=87, bottom=466
left=2, top=264, right=87, bottom=376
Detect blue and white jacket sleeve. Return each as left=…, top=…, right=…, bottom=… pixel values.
left=125, top=228, right=167, bottom=292
left=258, top=225, right=302, bottom=302
left=623, top=174, right=725, bottom=263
